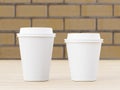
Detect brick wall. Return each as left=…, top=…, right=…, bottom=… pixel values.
left=0, top=0, right=120, bottom=59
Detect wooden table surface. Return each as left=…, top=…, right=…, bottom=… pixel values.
left=0, top=60, right=120, bottom=90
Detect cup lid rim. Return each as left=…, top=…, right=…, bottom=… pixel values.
left=66, top=33, right=101, bottom=40
left=17, top=33, right=56, bottom=37
left=64, top=39, right=103, bottom=43
left=19, top=27, right=53, bottom=35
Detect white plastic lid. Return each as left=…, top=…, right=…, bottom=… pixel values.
left=17, top=27, right=56, bottom=37
left=19, top=27, right=53, bottom=34
left=65, top=33, right=103, bottom=43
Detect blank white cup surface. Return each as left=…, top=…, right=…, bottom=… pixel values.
left=65, top=33, right=103, bottom=81
left=17, top=27, right=55, bottom=81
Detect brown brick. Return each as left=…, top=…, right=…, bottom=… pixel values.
left=100, top=32, right=112, bottom=44
left=65, top=19, right=96, bottom=31
left=98, top=19, right=120, bottom=31
left=65, top=0, right=96, bottom=3
left=0, top=19, right=30, bottom=30
left=0, top=6, right=14, bottom=17
left=82, top=5, right=112, bottom=16
left=32, top=0, right=63, bottom=3
left=0, top=47, right=20, bottom=58
left=114, top=33, right=120, bottom=44
left=16, top=5, right=47, bottom=17
left=114, top=5, right=120, bottom=16
left=98, top=0, right=120, bottom=3
left=16, top=36, right=19, bottom=45
left=52, top=47, right=63, bottom=58
left=49, top=5, right=80, bottom=17
left=101, top=46, right=120, bottom=59
left=32, top=19, right=63, bottom=30
left=55, top=33, right=67, bottom=44
left=0, top=33, right=14, bottom=45
left=0, top=0, right=30, bottom=3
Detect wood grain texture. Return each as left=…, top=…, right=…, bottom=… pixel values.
left=0, top=60, right=120, bottom=90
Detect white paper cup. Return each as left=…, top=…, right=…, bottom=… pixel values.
left=17, top=27, right=56, bottom=81
left=65, top=33, right=103, bottom=81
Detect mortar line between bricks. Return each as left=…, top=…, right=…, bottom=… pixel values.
left=0, top=31, right=19, bottom=33
left=14, top=4, right=16, bottom=17
left=1, top=3, right=120, bottom=5
left=0, top=4, right=16, bottom=6
left=80, top=5, right=82, bottom=16
left=0, top=3, right=32, bottom=5
left=0, top=58, right=20, bottom=60
left=14, top=32, right=17, bottom=46
left=63, top=0, right=65, bottom=3
left=63, top=18, right=65, bottom=31
left=0, top=3, right=119, bottom=5
left=111, top=31, right=120, bottom=32
left=96, top=0, right=98, bottom=3
left=0, top=31, right=17, bottom=33
left=102, top=44, right=120, bottom=46
left=100, top=58, right=120, bottom=60
left=96, top=18, right=98, bottom=31
left=112, top=32, right=115, bottom=45
left=60, top=16, right=120, bottom=18
left=54, top=30, right=120, bottom=33
left=63, top=46, right=66, bottom=58
left=30, top=0, right=32, bottom=3
left=62, top=46, right=64, bottom=59
left=112, top=44, right=120, bottom=46
left=2, top=16, right=120, bottom=19
left=0, top=30, right=120, bottom=33
left=0, top=44, right=16, bottom=47
left=112, top=4, right=114, bottom=16
left=63, top=3, right=120, bottom=5
left=47, top=4, right=49, bottom=17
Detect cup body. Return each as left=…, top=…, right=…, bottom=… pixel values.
left=17, top=27, right=55, bottom=81
left=65, top=33, right=103, bottom=81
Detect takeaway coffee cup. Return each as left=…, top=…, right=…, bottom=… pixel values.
left=65, top=33, right=103, bottom=81
left=17, top=27, right=56, bottom=81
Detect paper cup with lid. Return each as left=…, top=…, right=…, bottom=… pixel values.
left=17, top=27, right=56, bottom=81
left=65, top=33, right=103, bottom=81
